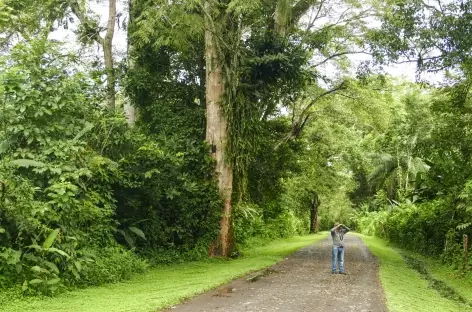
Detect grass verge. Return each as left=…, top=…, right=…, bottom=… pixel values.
left=402, top=250, right=472, bottom=305
left=357, top=234, right=472, bottom=312
left=0, top=233, right=327, bottom=312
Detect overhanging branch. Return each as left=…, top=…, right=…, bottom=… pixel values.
left=312, top=51, right=371, bottom=68
left=274, top=82, right=346, bottom=150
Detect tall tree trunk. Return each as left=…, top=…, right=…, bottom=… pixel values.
left=309, top=193, right=320, bottom=234
left=104, top=0, right=117, bottom=111
left=204, top=1, right=234, bottom=257
left=125, top=0, right=137, bottom=125
left=70, top=0, right=117, bottom=112
left=198, top=53, right=207, bottom=139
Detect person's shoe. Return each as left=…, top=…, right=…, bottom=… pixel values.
left=332, top=271, right=337, bottom=274
left=339, top=272, right=346, bottom=275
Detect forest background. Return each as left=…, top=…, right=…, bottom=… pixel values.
left=0, top=0, right=471, bottom=295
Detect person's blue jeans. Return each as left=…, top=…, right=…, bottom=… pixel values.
left=332, top=246, right=345, bottom=273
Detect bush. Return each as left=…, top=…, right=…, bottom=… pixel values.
left=233, top=202, right=307, bottom=247
left=266, top=210, right=307, bottom=238
left=142, top=239, right=216, bottom=266
left=71, top=247, right=148, bottom=287
left=383, top=201, right=454, bottom=256
left=233, top=203, right=266, bottom=244
left=354, top=198, right=472, bottom=267
left=112, top=138, right=221, bottom=252
left=0, top=41, right=126, bottom=294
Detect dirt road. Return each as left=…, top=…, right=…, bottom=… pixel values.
left=164, top=235, right=387, bottom=312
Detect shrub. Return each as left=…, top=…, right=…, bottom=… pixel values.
left=355, top=210, right=389, bottom=236
left=354, top=197, right=472, bottom=268
left=266, top=210, right=306, bottom=238
left=0, top=40, right=150, bottom=294
left=233, top=203, right=266, bottom=244
left=71, top=247, right=148, bottom=287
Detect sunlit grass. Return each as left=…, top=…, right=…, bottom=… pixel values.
left=358, top=234, right=472, bottom=312
left=2, top=233, right=327, bottom=312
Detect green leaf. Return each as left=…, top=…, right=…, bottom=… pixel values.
left=47, top=247, right=70, bottom=258
left=144, top=169, right=160, bottom=179
left=10, top=159, right=45, bottom=168
left=46, top=278, right=60, bottom=285
left=22, top=281, right=28, bottom=292
left=74, top=261, right=82, bottom=272
left=457, top=223, right=471, bottom=231
left=71, top=267, right=80, bottom=279
left=117, top=229, right=135, bottom=247
left=50, top=167, right=62, bottom=175
left=43, top=229, right=60, bottom=249
left=129, top=226, right=146, bottom=240
left=7, top=250, right=21, bottom=265
left=24, top=254, right=38, bottom=262
left=0, top=139, right=10, bottom=155
left=29, top=279, right=44, bottom=285
left=31, top=265, right=50, bottom=274
left=44, top=261, right=59, bottom=274
left=73, top=122, right=94, bottom=141
left=27, top=244, right=42, bottom=251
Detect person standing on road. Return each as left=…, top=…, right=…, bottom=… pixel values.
left=331, top=222, right=350, bottom=274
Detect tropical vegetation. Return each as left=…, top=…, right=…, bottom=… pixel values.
left=0, top=0, right=471, bottom=301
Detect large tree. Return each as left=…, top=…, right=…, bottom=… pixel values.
left=202, top=0, right=235, bottom=256
left=128, top=0, right=374, bottom=256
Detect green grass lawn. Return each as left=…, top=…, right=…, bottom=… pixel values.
left=405, top=250, right=472, bottom=304
left=357, top=234, right=472, bottom=312
left=1, top=233, right=327, bottom=312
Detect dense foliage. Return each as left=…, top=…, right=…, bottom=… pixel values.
left=0, top=40, right=220, bottom=293
left=353, top=0, right=472, bottom=272
left=0, top=41, right=148, bottom=293
left=354, top=85, right=472, bottom=270
left=1, top=0, right=472, bottom=296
